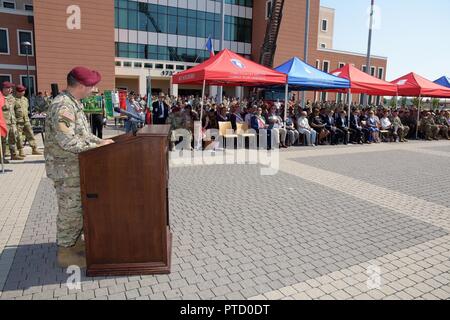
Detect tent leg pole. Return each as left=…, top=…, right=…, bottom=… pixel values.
left=416, top=95, right=421, bottom=140
left=197, top=80, right=206, bottom=150
left=284, top=84, right=289, bottom=122
left=347, top=90, right=352, bottom=144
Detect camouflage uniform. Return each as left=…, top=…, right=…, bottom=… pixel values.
left=390, top=115, right=410, bottom=142
left=420, top=116, right=439, bottom=140
left=1, top=94, right=19, bottom=158
left=14, top=95, right=39, bottom=154
left=44, top=91, right=102, bottom=247
left=434, top=114, right=449, bottom=139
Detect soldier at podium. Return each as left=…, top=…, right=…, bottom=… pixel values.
left=44, top=67, right=114, bottom=268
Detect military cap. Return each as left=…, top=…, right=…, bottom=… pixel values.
left=16, top=84, right=26, bottom=92
left=69, top=66, right=101, bottom=86
left=1, top=81, right=15, bottom=89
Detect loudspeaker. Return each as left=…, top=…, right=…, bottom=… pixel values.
left=51, top=83, right=59, bottom=98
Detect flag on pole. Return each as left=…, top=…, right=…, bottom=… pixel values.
left=206, top=36, right=215, bottom=57
left=0, top=93, right=7, bottom=138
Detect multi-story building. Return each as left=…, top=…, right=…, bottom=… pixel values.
left=0, top=0, right=36, bottom=95
left=28, top=0, right=387, bottom=103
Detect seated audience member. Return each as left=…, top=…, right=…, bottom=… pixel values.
left=217, top=107, right=229, bottom=122
left=229, top=104, right=245, bottom=131
left=245, top=105, right=257, bottom=128
left=366, top=111, right=381, bottom=143
left=267, top=106, right=288, bottom=148
left=309, top=108, right=330, bottom=145
left=297, top=111, right=317, bottom=147
left=350, top=109, right=366, bottom=144
left=390, top=110, right=410, bottom=143
left=380, top=112, right=394, bottom=142
left=434, top=111, right=450, bottom=140
left=285, top=109, right=300, bottom=146
left=324, top=109, right=344, bottom=145
left=336, top=110, right=350, bottom=145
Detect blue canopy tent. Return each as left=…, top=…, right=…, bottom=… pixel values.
left=434, top=76, right=450, bottom=88
left=274, top=57, right=351, bottom=120
left=435, top=76, right=450, bottom=109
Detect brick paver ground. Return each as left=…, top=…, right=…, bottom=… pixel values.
left=1, top=130, right=449, bottom=300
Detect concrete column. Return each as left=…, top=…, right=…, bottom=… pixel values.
left=139, top=74, right=147, bottom=97
left=170, top=83, right=178, bottom=97
left=209, top=86, right=218, bottom=100
left=235, top=86, right=243, bottom=100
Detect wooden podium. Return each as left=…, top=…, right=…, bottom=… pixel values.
left=79, top=125, right=172, bottom=277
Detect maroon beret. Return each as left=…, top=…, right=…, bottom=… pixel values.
left=1, top=81, right=15, bottom=89
left=16, top=85, right=26, bottom=92
left=69, top=66, right=101, bottom=86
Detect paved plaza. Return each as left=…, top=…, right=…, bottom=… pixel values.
left=1, top=131, right=450, bottom=300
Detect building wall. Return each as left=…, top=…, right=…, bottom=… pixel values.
left=33, top=0, right=115, bottom=93
left=0, top=10, right=36, bottom=89
left=318, top=6, right=334, bottom=49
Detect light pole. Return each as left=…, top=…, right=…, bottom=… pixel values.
left=217, top=0, right=225, bottom=104
left=21, top=41, right=32, bottom=99
left=301, top=0, right=311, bottom=108
left=363, top=0, right=375, bottom=107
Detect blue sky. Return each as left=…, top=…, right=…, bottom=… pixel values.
left=320, top=0, right=450, bottom=81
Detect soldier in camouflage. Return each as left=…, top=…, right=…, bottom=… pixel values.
left=14, top=85, right=43, bottom=157
left=390, top=110, right=409, bottom=142
left=420, top=112, right=439, bottom=141
left=44, top=67, right=114, bottom=268
left=1, top=81, right=24, bottom=162
left=434, top=111, right=450, bottom=140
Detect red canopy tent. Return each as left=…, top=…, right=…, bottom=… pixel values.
left=390, top=72, right=450, bottom=138
left=330, top=64, right=398, bottom=96
left=172, top=48, right=287, bottom=87
left=390, top=72, right=450, bottom=98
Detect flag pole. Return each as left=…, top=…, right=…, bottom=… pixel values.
left=363, top=0, right=375, bottom=107
left=284, top=84, right=289, bottom=122
left=197, top=79, right=207, bottom=150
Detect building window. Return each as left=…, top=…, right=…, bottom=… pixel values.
left=123, top=61, right=132, bottom=67
left=166, top=64, right=174, bottom=70
left=339, top=62, right=345, bottom=68
left=0, top=28, right=9, bottom=54
left=115, top=61, right=122, bottom=66
left=155, top=64, right=164, bottom=69
left=24, top=4, right=33, bottom=11
left=265, top=0, right=273, bottom=20
left=321, top=61, right=330, bottom=101
left=370, top=66, right=376, bottom=76
left=321, top=19, right=328, bottom=32
left=0, top=74, right=12, bottom=84
left=315, top=60, right=321, bottom=70
left=362, top=65, right=367, bottom=73
left=2, top=1, right=15, bottom=9
left=144, top=63, right=153, bottom=69
left=378, top=67, right=384, bottom=79
left=320, top=43, right=326, bottom=49
left=17, top=30, right=34, bottom=56
left=176, top=65, right=185, bottom=71
left=20, top=75, right=35, bottom=96
left=134, top=62, right=142, bottom=68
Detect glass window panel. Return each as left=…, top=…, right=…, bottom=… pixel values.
left=118, top=9, right=128, bottom=29
left=187, top=18, right=197, bottom=37
left=0, top=30, right=8, bottom=53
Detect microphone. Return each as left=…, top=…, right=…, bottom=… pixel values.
left=114, top=107, right=144, bottom=123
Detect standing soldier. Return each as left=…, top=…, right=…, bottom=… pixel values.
left=390, top=110, right=409, bottom=142
left=44, top=67, right=114, bottom=267
left=14, top=85, right=43, bottom=157
left=1, top=82, right=23, bottom=161
left=420, top=112, right=439, bottom=141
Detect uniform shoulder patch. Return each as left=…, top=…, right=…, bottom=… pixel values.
left=58, top=106, right=76, bottom=123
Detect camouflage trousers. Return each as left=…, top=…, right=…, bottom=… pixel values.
left=16, top=121, right=37, bottom=150
left=437, top=126, right=449, bottom=139
left=1, top=124, right=18, bottom=157
left=53, top=177, right=83, bottom=247
left=424, top=125, right=439, bottom=140
left=393, top=125, right=410, bottom=141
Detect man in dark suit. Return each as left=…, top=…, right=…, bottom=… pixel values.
left=336, top=110, right=350, bottom=145
left=350, top=109, right=367, bottom=144
left=323, top=110, right=344, bottom=145
left=152, top=92, right=169, bottom=125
